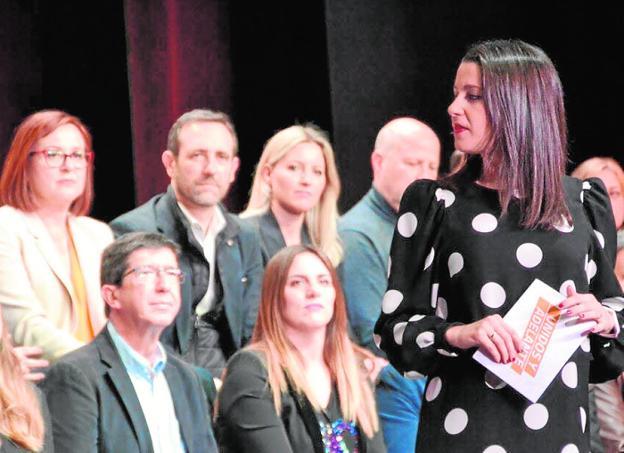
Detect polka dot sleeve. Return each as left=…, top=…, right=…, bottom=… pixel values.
left=581, top=177, right=624, bottom=382
left=374, top=180, right=454, bottom=376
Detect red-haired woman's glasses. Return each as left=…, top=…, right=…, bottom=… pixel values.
left=29, top=148, right=92, bottom=168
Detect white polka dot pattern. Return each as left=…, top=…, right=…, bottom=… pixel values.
left=560, top=444, right=579, bottom=453
left=559, top=280, right=576, bottom=296
left=523, top=404, right=549, bottom=430
left=485, top=371, right=507, bottom=390
left=561, top=362, right=578, bottom=388
left=431, top=283, right=439, bottom=308
left=393, top=322, right=407, bottom=345
left=579, top=406, right=586, bottom=433
left=416, top=331, right=435, bottom=349
left=436, top=297, right=448, bottom=319
left=436, top=188, right=456, bottom=207
left=425, top=376, right=442, bottom=402
left=582, top=181, right=592, bottom=190
left=373, top=334, right=382, bottom=348
left=444, top=408, right=469, bottom=435
left=554, top=215, right=574, bottom=233
left=409, top=314, right=426, bottom=322
left=585, top=260, right=597, bottom=283
left=480, top=282, right=506, bottom=308
left=382, top=289, right=403, bottom=314
left=594, top=230, right=605, bottom=248
left=397, top=212, right=418, bottom=237
left=387, top=256, right=392, bottom=278
left=424, top=247, right=435, bottom=270
left=483, top=446, right=506, bottom=453
left=448, top=252, right=464, bottom=277
left=437, top=349, right=458, bottom=357
left=404, top=370, right=424, bottom=380
left=516, top=243, right=543, bottom=268
left=472, top=213, right=498, bottom=233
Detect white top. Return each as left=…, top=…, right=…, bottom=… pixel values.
left=177, top=203, right=226, bottom=315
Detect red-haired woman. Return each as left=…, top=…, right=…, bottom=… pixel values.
left=376, top=40, right=624, bottom=452
left=217, top=245, right=385, bottom=452
left=0, top=110, right=113, bottom=361
left=0, top=306, right=51, bottom=452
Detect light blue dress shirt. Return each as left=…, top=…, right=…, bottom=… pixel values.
left=108, top=323, right=186, bottom=453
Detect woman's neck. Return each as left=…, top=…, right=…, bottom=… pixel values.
left=285, top=325, right=326, bottom=364
left=271, top=202, right=306, bottom=246
left=35, top=205, right=71, bottom=228
left=478, top=153, right=502, bottom=190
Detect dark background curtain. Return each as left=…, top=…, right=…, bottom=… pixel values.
left=1, top=0, right=622, bottom=219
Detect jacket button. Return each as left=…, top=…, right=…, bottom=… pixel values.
left=226, top=239, right=234, bottom=246
left=241, top=276, right=248, bottom=284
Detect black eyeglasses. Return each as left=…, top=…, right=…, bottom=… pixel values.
left=29, top=148, right=92, bottom=168
left=122, top=266, right=185, bottom=284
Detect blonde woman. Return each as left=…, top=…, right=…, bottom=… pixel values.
left=240, top=124, right=342, bottom=266
left=0, top=307, right=51, bottom=452
left=217, top=246, right=385, bottom=452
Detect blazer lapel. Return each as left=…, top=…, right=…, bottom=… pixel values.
left=23, top=212, right=74, bottom=298
left=163, top=363, right=195, bottom=452
left=98, top=330, right=153, bottom=453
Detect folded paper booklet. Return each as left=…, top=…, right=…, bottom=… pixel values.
left=473, top=279, right=594, bottom=403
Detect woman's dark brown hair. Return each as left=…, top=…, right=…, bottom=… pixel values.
left=454, top=39, right=570, bottom=229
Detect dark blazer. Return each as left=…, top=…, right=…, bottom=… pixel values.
left=110, top=186, right=263, bottom=354
left=217, top=350, right=386, bottom=453
left=42, top=327, right=217, bottom=453
left=242, top=210, right=312, bottom=265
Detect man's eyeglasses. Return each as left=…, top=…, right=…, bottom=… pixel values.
left=122, top=266, right=185, bottom=284
left=29, top=148, right=92, bottom=168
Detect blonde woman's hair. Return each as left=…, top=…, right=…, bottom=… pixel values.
left=248, top=245, right=379, bottom=439
left=572, top=157, right=624, bottom=191
left=0, top=320, right=45, bottom=451
left=241, top=124, right=343, bottom=266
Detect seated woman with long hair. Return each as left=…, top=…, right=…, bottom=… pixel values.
left=217, top=245, right=385, bottom=452
left=240, top=124, right=343, bottom=267
left=0, top=110, right=114, bottom=361
left=0, top=307, right=51, bottom=452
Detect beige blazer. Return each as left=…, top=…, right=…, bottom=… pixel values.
left=0, top=205, right=114, bottom=361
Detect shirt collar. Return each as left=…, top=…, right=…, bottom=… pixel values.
left=369, top=186, right=397, bottom=221
left=107, top=323, right=167, bottom=378
left=177, top=201, right=226, bottom=242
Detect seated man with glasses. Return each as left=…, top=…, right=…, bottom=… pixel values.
left=42, top=232, right=217, bottom=453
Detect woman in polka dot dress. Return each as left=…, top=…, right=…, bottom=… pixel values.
left=375, top=39, right=624, bottom=453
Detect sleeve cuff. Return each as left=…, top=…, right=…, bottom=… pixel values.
left=598, top=307, right=621, bottom=338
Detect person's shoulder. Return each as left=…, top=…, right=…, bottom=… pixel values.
left=45, top=341, right=100, bottom=383
left=340, top=195, right=371, bottom=230
left=0, top=206, right=27, bottom=233
left=401, top=178, right=450, bottom=209
left=225, top=210, right=261, bottom=239
left=226, top=348, right=267, bottom=374
left=72, top=215, right=113, bottom=237
left=110, top=192, right=168, bottom=231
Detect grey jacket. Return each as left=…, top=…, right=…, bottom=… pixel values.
left=110, top=186, right=263, bottom=354
left=42, top=327, right=217, bottom=453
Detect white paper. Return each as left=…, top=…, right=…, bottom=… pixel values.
left=473, top=279, right=594, bottom=402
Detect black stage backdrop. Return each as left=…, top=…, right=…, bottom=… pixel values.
left=0, top=0, right=622, bottom=219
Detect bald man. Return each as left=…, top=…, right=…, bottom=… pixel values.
left=339, top=117, right=440, bottom=453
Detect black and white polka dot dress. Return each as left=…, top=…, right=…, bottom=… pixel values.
left=375, top=175, right=624, bottom=453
